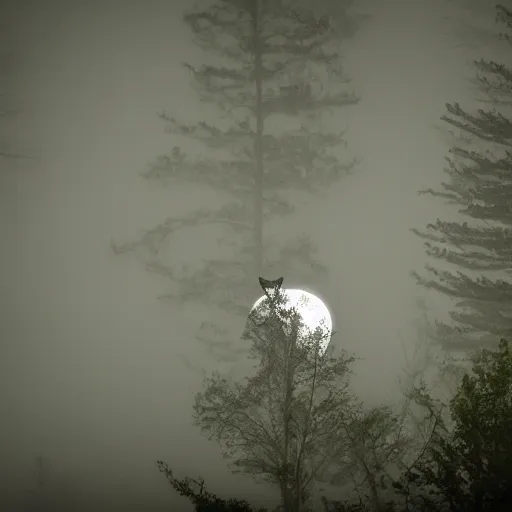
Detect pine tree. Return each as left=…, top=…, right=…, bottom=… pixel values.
left=412, top=4, right=512, bottom=351
left=111, top=0, right=361, bottom=362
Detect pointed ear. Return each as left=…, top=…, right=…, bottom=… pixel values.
left=258, top=277, right=268, bottom=290
left=276, top=277, right=284, bottom=288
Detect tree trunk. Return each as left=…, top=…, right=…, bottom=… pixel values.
left=251, top=0, right=264, bottom=278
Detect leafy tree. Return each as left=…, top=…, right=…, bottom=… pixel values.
left=156, top=283, right=436, bottom=512
left=111, top=0, right=361, bottom=362
left=394, top=339, right=512, bottom=512
left=412, top=4, right=512, bottom=351
left=192, top=286, right=359, bottom=512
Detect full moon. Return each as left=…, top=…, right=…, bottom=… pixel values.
left=250, top=289, right=333, bottom=356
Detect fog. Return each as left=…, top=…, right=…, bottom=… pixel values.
left=0, top=0, right=499, bottom=509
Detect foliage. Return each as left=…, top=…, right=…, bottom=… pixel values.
left=111, top=0, right=361, bottom=362
left=395, top=339, right=512, bottom=511
left=159, top=333, right=512, bottom=511
left=156, top=460, right=390, bottom=512
left=412, top=4, right=512, bottom=351
left=193, top=286, right=359, bottom=511
left=157, top=461, right=267, bottom=511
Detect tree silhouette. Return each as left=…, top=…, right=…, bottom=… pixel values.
left=412, top=4, right=512, bottom=351
left=192, top=285, right=359, bottom=511
left=111, top=0, right=361, bottom=362
left=157, top=461, right=268, bottom=512
left=395, top=339, right=512, bottom=511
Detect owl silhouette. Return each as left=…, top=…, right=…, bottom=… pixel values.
left=258, top=277, right=284, bottom=301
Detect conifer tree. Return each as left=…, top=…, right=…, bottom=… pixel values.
left=412, top=4, right=512, bottom=351
left=111, top=0, right=361, bottom=362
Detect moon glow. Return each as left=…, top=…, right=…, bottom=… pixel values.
left=250, top=289, right=333, bottom=356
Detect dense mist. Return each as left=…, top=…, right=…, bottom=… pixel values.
left=1, top=0, right=506, bottom=510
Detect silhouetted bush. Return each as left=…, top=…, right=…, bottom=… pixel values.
left=157, top=461, right=268, bottom=512
left=394, top=339, right=512, bottom=512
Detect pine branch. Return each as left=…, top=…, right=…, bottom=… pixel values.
left=110, top=209, right=252, bottom=256
left=442, top=102, right=512, bottom=147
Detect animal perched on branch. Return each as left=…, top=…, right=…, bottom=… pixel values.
left=258, top=276, right=284, bottom=301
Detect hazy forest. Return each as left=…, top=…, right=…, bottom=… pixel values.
left=2, top=0, right=512, bottom=511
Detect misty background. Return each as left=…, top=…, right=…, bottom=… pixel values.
left=0, top=0, right=501, bottom=509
